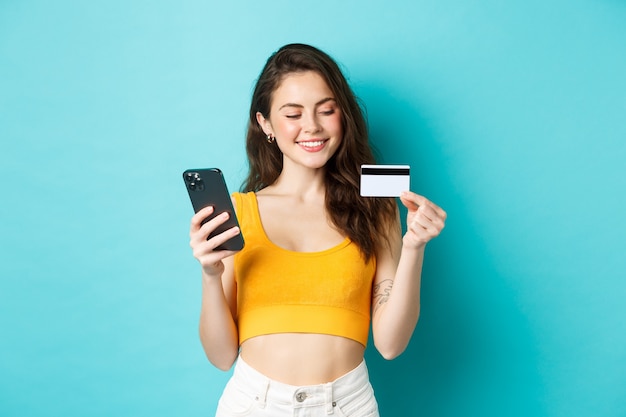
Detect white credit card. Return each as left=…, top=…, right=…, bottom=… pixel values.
left=360, top=165, right=410, bottom=197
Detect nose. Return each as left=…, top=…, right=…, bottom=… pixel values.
left=302, top=112, right=322, bottom=134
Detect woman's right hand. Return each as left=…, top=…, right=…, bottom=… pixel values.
left=189, top=206, right=241, bottom=277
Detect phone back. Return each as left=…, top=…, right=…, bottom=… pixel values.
left=183, top=168, right=244, bottom=251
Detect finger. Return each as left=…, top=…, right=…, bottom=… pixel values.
left=195, top=242, right=238, bottom=262
left=191, top=228, right=240, bottom=260
left=409, top=213, right=432, bottom=232
left=400, top=191, right=431, bottom=212
left=190, top=206, right=215, bottom=230
left=401, top=191, right=447, bottom=219
left=416, top=204, right=436, bottom=223
left=409, top=210, right=444, bottom=235
left=418, top=197, right=446, bottom=219
left=407, top=219, right=440, bottom=242
left=206, top=226, right=241, bottom=251
left=429, top=202, right=446, bottom=220
left=399, top=193, right=420, bottom=211
left=198, top=211, right=232, bottom=237
left=190, top=211, right=232, bottom=246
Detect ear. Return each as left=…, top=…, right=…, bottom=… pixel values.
left=256, top=112, right=273, bottom=136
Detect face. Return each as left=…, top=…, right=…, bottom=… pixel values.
left=257, top=71, right=343, bottom=171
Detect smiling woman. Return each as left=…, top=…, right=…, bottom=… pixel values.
left=2, top=1, right=625, bottom=416
left=187, top=43, right=446, bottom=417
left=256, top=71, right=344, bottom=170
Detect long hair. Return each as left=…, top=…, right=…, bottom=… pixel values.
left=242, top=43, right=398, bottom=260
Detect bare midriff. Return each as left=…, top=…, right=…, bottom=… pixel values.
left=239, top=333, right=366, bottom=385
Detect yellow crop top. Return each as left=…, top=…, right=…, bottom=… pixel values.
left=232, top=192, right=376, bottom=347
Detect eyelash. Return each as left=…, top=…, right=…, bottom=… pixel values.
left=285, top=109, right=335, bottom=119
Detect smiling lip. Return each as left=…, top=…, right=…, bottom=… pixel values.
left=297, top=139, right=328, bottom=152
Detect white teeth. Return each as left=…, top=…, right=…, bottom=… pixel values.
left=299, top=141, right=325, bottom=147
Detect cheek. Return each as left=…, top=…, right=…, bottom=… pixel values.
left=329, top=114, right=343, bottom=136
left=273, top=119, right=299, bottom=137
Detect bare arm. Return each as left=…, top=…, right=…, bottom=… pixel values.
left=190, top=205, right=241, bottom=370
left=371, top=191, right=446, bottom=359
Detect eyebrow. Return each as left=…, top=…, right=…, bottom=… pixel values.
left=278, top=97, right=336, bottom=111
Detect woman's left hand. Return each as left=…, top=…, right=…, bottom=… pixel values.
left=399, top=191, right=447, bottom=249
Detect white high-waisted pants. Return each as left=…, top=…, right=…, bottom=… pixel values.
left=215, top=356, right=379, bottom=417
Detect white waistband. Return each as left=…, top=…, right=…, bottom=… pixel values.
left=231, top=355, right=371, bottom=411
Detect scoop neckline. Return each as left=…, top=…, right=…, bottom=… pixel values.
left=248, top=192, right=351, bottom=256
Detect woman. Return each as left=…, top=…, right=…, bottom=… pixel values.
left=189, top=43, right=446, bottom=416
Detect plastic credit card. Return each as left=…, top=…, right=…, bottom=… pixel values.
left=360, top=165, right=410, bottom=197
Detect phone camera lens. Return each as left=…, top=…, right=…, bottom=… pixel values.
left=185, top=172, right=205, bottom=191
left=185, top=172, right=202, bottom=183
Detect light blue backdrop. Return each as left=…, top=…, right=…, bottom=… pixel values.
left=1, top=1, right=625, bottom=416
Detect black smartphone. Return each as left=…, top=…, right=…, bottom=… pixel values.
left=182, top=168, right=244, bottom=251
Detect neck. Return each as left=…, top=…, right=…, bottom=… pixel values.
left=270, top=165, right=327, bottom=200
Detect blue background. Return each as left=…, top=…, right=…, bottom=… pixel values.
left=1, top=1, right=625, bottom=416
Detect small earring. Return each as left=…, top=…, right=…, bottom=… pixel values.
left=266, top=134, right=275, bottom=143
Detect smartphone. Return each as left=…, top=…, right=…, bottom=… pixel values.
left=182, top=168, right=244, bottom=251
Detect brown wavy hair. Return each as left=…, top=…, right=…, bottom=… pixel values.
left=241, top=43, right=398, bottom=260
